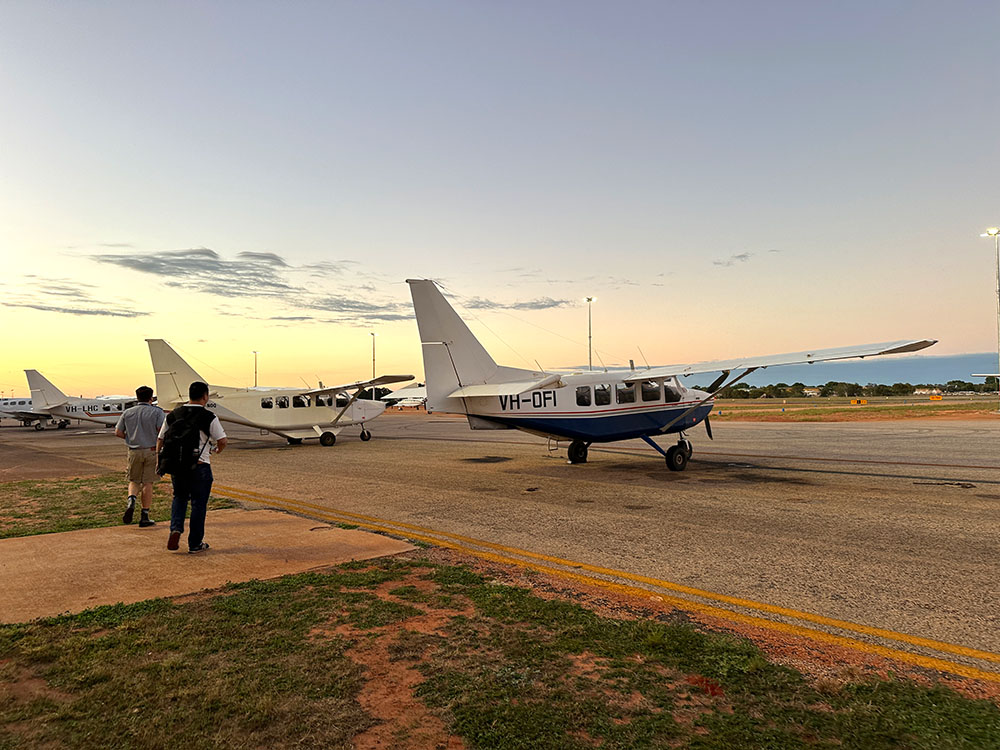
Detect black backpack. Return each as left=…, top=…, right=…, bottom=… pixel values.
left=156, top=406, right=216, bottom=477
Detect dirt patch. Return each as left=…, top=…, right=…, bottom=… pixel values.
left=0, top=662, right=72, bottom=705
left=329, top=571, right=469, bottom=750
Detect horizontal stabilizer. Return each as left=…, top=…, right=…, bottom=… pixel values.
left=302, top=374, right=413, bottom=397
left=626, top=339, right=938, bottom=381
left=448, top=373, right=563, bottom=399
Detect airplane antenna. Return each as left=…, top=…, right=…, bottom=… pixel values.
left=595, top=351, right=609, bottom=372
left=534, top=359, right=546, bottom=373
left=299, top=376, right=311, bottom=388
left=637, top=346, right=651, bottom=369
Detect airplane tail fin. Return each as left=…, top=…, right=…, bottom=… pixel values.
left=146, top=339, right=207, bottom=406
left=406, top=279, right=540, bottom=411
left=25, top=369, right=69, bottom=409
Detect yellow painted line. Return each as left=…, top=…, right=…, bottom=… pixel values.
left=214, top=484, right=1000, bottom=681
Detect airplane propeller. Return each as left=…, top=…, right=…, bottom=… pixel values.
left=704, top=416, right=713, bottom=440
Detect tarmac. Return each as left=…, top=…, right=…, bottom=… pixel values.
left=2, top=411, right=999, bottom=679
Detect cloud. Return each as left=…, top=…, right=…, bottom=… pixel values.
left=92, top=247, right=298, bottom=298
left=463, top=295, right=574, bottom=311
left=1, top=276, right=148, bottom=318
left=236, top=251, right=289, bottom=266
left=3, top=302, right=148, bottom=318
left=713, top=252, right=753, bottom=267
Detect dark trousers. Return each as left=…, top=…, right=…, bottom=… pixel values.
left=170, top=463, right=212, bottom=550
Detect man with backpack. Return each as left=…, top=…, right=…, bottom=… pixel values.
left=156, top=381, right=227, bottom=553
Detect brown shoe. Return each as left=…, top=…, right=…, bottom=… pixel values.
left=167, top=530, right=180, bottom=550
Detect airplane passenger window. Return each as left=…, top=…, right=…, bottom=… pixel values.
left=594, top=384, right=611, bottom=406
left=277, top=396, right=290, bottom=409
left=335, top=393, right=349, bottom=407
left=616, top=383, right=636, bottom=404
left=261, top=397, right=273, bottom=409
left=103, top=404, right=111, bottom=411
left=664, top=380, right=682, bottom=403
left=315, top=395, right=328, bottom=407
left=115, top=404, right=122, bottom=410
left=293, top=395, right=310, bottom=408
left=18, top=401, right=26, bottom=405
left=576, top=386, right=591, bottom=407
left=641, top=381, right=661, bottom=402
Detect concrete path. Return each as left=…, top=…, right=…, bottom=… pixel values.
left=0, top=509, right=414, bottom=623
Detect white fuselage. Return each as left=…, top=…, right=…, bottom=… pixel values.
left=201, top=385, right=386, bottom=438
left=43, top=396, right=137, bottom=426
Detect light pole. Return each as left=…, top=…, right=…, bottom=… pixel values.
left=585, top=297, right=596, bottom=371
left=371, top=332, right=377, bottom=380
left=252, top=351, right=258, bottom=388
left=982, top=227, right=1000, bottom=410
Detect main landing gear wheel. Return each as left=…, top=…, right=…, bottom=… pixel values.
left=286, top=437, right=303, bottom=445
left=665, top=443, right=689, bottom=472
left=33, top=423, right=44, bottom=431
left=359, top=429, right=372, bottom=442
left=319, top=431, right=336, bottom=447
left=567, top=440, right=589, bottom=464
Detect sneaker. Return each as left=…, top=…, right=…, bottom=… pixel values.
left=167, top=530, right=181, bottom=550
left=188, top=542, right=210, bottom=554
left=138, top=513, right=156, bottom=528
left=122, top=496, right=136, bottom=525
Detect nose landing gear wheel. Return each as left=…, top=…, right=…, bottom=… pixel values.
left=57, top=420, right=70, bottom=429
left=567, top=440, right=589, bottom=464
left=359, top=429, right=372, bottom=441
left=665, top=443, right=689, bottom=472
left=319, top=431, right=336, bottom=447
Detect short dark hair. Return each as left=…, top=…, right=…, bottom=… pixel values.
left=135, top=385, right=154, bottom=402
left=189, top=381, right=209, bottom=401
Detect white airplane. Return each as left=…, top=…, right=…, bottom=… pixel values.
left=381, top=383, right=427, bottom=408
left=147, top=339, right=413, bottom=446
left=407, top=279, right=937, bottom=469
left=0, top=397, right=48, bottom=428
left=25, top=370, right=136, bottom=428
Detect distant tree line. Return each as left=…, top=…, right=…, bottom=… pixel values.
left=701, top=378, right=999, bottom=399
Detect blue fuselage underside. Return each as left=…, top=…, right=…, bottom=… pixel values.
left=479, top=403, right=714, bottom=443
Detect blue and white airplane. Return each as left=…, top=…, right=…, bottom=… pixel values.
left=407, top=279, right=937, bottom=469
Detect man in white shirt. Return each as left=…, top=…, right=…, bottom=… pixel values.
left=156, top=381, right=227, bottom=553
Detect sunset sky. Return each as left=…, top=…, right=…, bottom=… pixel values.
left=1, top=1, right=998, bottom=397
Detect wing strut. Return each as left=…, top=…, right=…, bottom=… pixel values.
left=659, top=367, right=759, bottom=435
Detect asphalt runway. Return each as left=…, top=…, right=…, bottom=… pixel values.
left=3, top=412, right=999, bottom=680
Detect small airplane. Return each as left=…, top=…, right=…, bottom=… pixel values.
left=406, top=279, right=937, bottom=469
left=147, top=339, right=413, bottom=446
left=381, top=383, right=427, bottom=408
left=25, top=370, right=136, bottom=428
left=0, top=397, right=48, bottom=428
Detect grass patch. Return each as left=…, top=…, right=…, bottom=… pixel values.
left=713, top=398, right=995, bottom=422
left=0, top=473, right=236, bottom=539
left=1, top=558, right=997, bottom=749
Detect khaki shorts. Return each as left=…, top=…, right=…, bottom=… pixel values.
left=127, top=448, right=158, bottom=483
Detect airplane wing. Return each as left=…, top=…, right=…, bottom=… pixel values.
left=625, top=339, right=937, bottom=382
left=380, top=385, right=427, bottom=401
left=301, top=374, right=414, bottom=397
